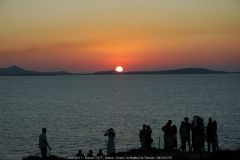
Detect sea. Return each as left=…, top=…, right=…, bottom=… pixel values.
left=0, top=74, right=240, bottom=160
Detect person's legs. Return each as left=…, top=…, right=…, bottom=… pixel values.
left=213, top=142, right=216, bottom=152
left=180, top=138, right=186, bottom=152
left=164, top=137, right=167, bottom=151
left=208, top=142, right=210, bottom=152
left=141, top=141, right=144, bottom=149
left=183, top=138, right=187, bottom=152
left=41, top=148, right=47, bottom=159
left=187, top=137, right=191, bottom=152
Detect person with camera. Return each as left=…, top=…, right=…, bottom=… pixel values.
left=104, top=128, right=116, bottom=156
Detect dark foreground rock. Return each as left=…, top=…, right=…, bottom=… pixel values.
left=23, top=148, right=240, bottom=160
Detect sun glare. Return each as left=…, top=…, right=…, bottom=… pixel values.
left=115, top=66, right=124, bottom=72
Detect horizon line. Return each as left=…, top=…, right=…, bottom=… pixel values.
left=0, top=65, right=239, bottom=75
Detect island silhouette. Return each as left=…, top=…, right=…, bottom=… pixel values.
left=0, top=65, right=71, bottom=76
left=0, top=65, right=235, bottom=76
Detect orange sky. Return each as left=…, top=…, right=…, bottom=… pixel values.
left=0, top=0, right=240, bottom=72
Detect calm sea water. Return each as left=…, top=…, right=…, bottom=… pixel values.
left=0, top=75, right=240, bottom=160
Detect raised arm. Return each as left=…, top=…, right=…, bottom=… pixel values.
left=104, top=129, right=109, bottom=136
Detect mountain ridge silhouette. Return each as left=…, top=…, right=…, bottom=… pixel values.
left=0, top=65, right=236, bottom=76
left=0, top=65, right=71, bottom=76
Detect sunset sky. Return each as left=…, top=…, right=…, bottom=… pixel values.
left=0, top=0, right=240, bottom=72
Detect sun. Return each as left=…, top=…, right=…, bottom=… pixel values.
left=115, top=66, right=124, bottom=72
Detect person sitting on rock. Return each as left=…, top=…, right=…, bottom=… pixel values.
left=96, top=149, right=104, bottom=157
left=87, top=150, right=94, bottom=157
left=76, top=149, right=85, bottom=158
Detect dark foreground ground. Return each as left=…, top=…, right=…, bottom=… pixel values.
left=23, top=148, right=240, bottom=160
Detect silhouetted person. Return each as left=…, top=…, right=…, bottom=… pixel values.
left=172, top=125, right=178, bottom=150
left=162, top=120, right=173, bottom=151
left=199, top=117, right=205, bottom=152
left=206, top=118, right=214, bottom=152
left=139, top=124, right=147, bottom=149
left=198, top=117, right=205, bottom=152
left=179, top=121, right=187, bottom=152
left=145, top=125, right=153, bottom=149
left=184, top=117, right=192, bottom=151
left=87, top=150, right=93, bottom=157
left=39, top=128, right=51, bottom=159
left=96, top=149, right=104, bottom=157
left=212, top=120, right=219, bottom=151
left=192, top=116, right=205, bottom=152
left=76, top=150, right=85, bottom=159
left=104, top=128, right=115, bottom=156
left=191, top=117, right=197, bottom=152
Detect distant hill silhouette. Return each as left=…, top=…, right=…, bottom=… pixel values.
left=0, top=65, right=71, bottom=76
left=93, top=68, right=229, bottom=75
left=126, top=68, right=229, bottom=74
left=93, top=70, right=122, bottom=75
left=0, top=65, right=234, bottom=76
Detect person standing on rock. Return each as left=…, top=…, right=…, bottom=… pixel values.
left=139, top=124, right=147, bottom=149
left=162, top=120, right=173, bottom=151
left=104, top=128, right=116, bottom=156
left=39, top=128, right=51, bottom=159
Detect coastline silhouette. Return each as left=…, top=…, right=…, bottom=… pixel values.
left=0, top=65, right=231, bottom=76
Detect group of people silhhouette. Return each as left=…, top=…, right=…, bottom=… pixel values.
left=38, top=116, right=218, bottom=159
left=139, top=124, right=153, bottom=149
left=75, top=149, right=104, bottom=159
left=160, top=116, right=219, bottom=152
left=75, top=128, right=116, bottom=159
left=38, top=128, right=115, bottom=159
left=73, top=128, right=115, bottom=159
left=162, top=120, right=178, bottom=151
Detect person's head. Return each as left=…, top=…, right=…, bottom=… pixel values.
left=168, top=120, right=172, bottom=125
left=109, top=128, right=114, bottom=133
left=89, top=150, right=93, bottom=154
left=213, top=120, right=217, bottom=125
left=42, top=128, right=47, bottom=134
left=147, top=125, right=150, bottom=129
left=143, top=124, right=147, bottom=129
left=184, top=117, right=189, bottom=122
left=209, top=118, right=212, bottom=123
left=98, top=149, right=102, bottom=153
left=78, top=150, right=82, bottom=154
